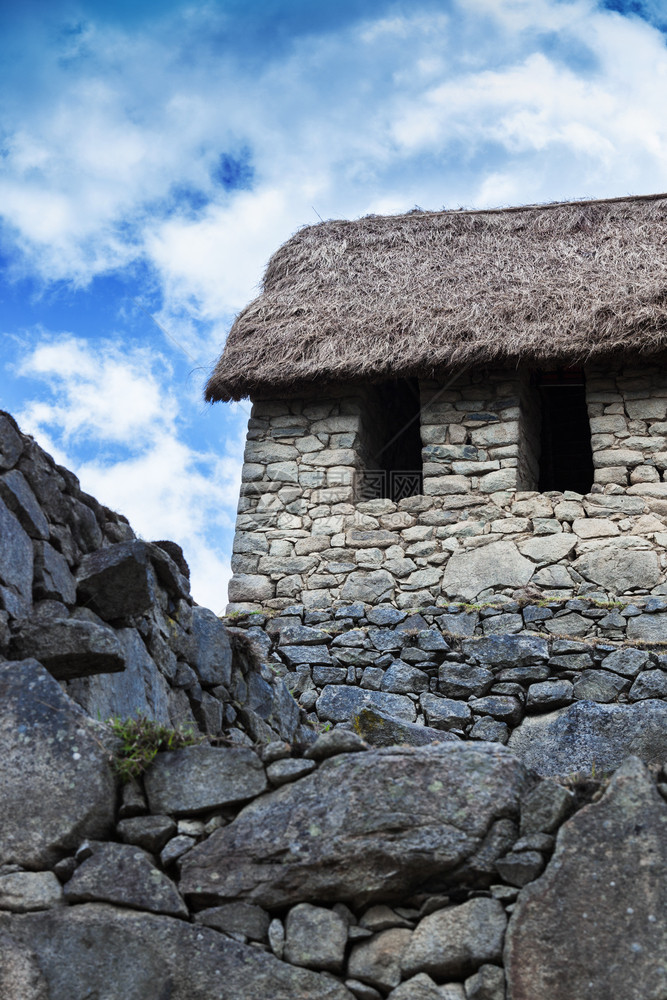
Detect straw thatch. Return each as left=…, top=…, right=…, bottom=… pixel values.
left=205, top=194, right=667, bottom=402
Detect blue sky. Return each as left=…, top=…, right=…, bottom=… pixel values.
left=2, top=0, right=667, bottom=611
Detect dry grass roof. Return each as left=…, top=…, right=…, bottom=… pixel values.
left=205, top=193, right=667, bottom=402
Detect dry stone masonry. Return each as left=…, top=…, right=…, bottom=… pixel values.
left=1, top=410, right=666, bottom=999
left=230, top=364, right=667, bottom=611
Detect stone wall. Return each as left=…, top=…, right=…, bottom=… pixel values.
left=0, top=410, right=305, bottom=747
left=226, top=597, right=667, bottom=776
left=229, top=364, right=667, bottom=612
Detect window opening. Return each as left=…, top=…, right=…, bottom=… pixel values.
left=537, top=369, right=593, bottom=493
left=363, top=378, right=423, bottom=501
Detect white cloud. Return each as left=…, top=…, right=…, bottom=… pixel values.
left=15, top=333, right=245, bottom=611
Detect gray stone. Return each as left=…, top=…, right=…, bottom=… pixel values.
left=481, top=613, right=523, bottom=635
left=77, top=540, right=158, bottom=620
left=526, top=680, right=573, bottom=710
left=281, top=644, right=333, bottom=666
left=464, top=964, right=506, bottom=1000
left=573, top=669, right=627, bottom=703
left=469, top=718, right=509, bottom=743
left=32, top=541, right=76, bottom=603
left=0, top=499, right=33, bottom=605
left=573, top=547, right=660, bottom=593
left=341, top=570, right=395, bottom=603
left=420, top=694, right=471, bottom=730
left=349, top=928, right=413, bottom=991
left=402, top=898, right=506, bottom=979
left=507, top=700, right=667, bottom=776
left=189, top=607, right=232, bottom=686
left=520, top=781, right=575, bottom=835
left=0, top=470, right=49, bottom=538
left=65, top=627, right=170, bottom=724
left=10, top=618, right=125, bottom=680
left=228, top=574, right=275, bottom=602
left=179, top=744, right=528, bottom=909
left=518, top=533, right=576, bottom=563
left=438, top=663, right=493, bottom=698
left=284, top=903, right=348, bottom=972
left=0, top=659, right=115, bottom=868
left=194, top=901, right=270, bottom=941
left=462, top=636, right=548, bottom=668
left=353, top=707, right=460, bottom=747
left=0, top=872, right=63, bottom=912
left=629, top=669, right=667, bottom=700
left=381, top=661, right=430, bottom=694
left=495, top=850, right=544, bottom=886
left=279, top=625, right=332, bottom=645
left=117, top=815, right=176, bottom=854
left=64, top=842, right=187, bottom=917
left=468, top=696, right=522, bottom=725
left=359, top=904, right=412, bottom=931
left=304, top=728, right=368, bottom=759
left=0, top=413, right=24, bottom=469
left=268, top=916, right=285, bottom=958
left=316, top=685, right=417, bottom=724
left=417, top=629, right=450, bottom=652
left=160, top=835, right=196, bottom=867
left=367, top=607, right=407, bottom=626
left=389, top=974, right=466, bottom=1000
left=505, top=758, right=667, bottom=1000
left=442, top=541, right=534, bottom=600
left=438, top=612, right=479, bottom=637
left=144, top=746, right=267, bottom=816
left=626, top=612, right=667, bottom=642
left=312, top=664, right=349, bottom=684
left=0, top=927, right=48, bottom=999
left=267, top=758, right=317, bottom=785
left=0, top=904, right=354, bottom=1000
left=600, top=646, right=651, bottom=677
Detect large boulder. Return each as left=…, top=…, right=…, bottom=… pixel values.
left=505, top=757, right=667, bottom=999
left=0, top=904, right=354, bottom=1000
left=0, top=659, right=116, bottom=867
left=507, top=699, right=667, bottom=776
left=316, top=685, right=417, bottom=724
left=179, top=743, right=528, bottom=909
left=572, top=545, right=660, bottom=593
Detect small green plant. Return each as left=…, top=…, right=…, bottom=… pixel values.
left=107, top=715, right=202, bottom=782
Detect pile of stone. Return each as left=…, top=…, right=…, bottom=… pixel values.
left=0, top=410, right=305, bottom=747
left=226, top=598, right=667, bottom=776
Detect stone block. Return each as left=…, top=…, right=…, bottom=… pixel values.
left=573, top=546, right=660, bottom=593
left=0, top=469, right=49, bottom=539
left=0, top=872, right=63, bottom=912
left=442, top=541, right=534, bottom=600
left=349, top=928, right=412, bottom=991
left=77, top=541, right=157, bottom=620
left=32, top=541, right=77, bottom=603
left=316, top=685, right=416, bottom=723
left=284, top=903, right=348, bottom=972
left=0, top=658, right=116, bottom=867
left=143, top=746, right=267, bottom=816
left=228, top=574, right=275, bottom=603
left=10, top=618, right=125, bottom=680
left=0, top=499, right=33, bottom=606
left=402, top=898, right=507, bottom=979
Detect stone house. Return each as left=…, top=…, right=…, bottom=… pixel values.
left=206, top=194, right=667, bottom=611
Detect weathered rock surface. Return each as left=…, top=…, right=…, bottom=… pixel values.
left=316, top=685, right=417, bottom=723
left=284, top=902, right=348, bottom=972
left=507, top=699, right=667, bottom=775
left=505, top=757, right=667, bottom=999
left=65, top=628, right=170, bottom=723
left=77, top=541, right=157, bottom=620
left=9, top=618, right=125, bottom=680
left=349, top=927, right=412, bottom=990
left=189, top=606, right=233, bottom=686
left=353, top=707, right=460, bottom=747
left=0, top=929, right=48, bottom=1000
left=0, top=659, right=116, bottom=867
left=573, top=545, right=660, bottom=593
left=402, top=898, right=507, bottom=979
left=441, top=541, right=533, bottom=600
left=0, top=872, right=63, bottom=913
left=179, top=744, right=527, bottom=908
left=143, top=745, right=267, bottom=816
left=63, top=842, right=188, bottom=917
left=0, top=904, right=354, bottom=1000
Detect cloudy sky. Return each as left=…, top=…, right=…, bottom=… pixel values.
left=2, top=0, right=666, bottom=611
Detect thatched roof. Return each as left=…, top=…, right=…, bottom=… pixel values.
left=205, top=193, right=667, bottom=402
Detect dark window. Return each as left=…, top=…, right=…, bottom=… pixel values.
left=537, top=370, right=594, bottom=493
left=362, top=378, right=423, bottom=501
